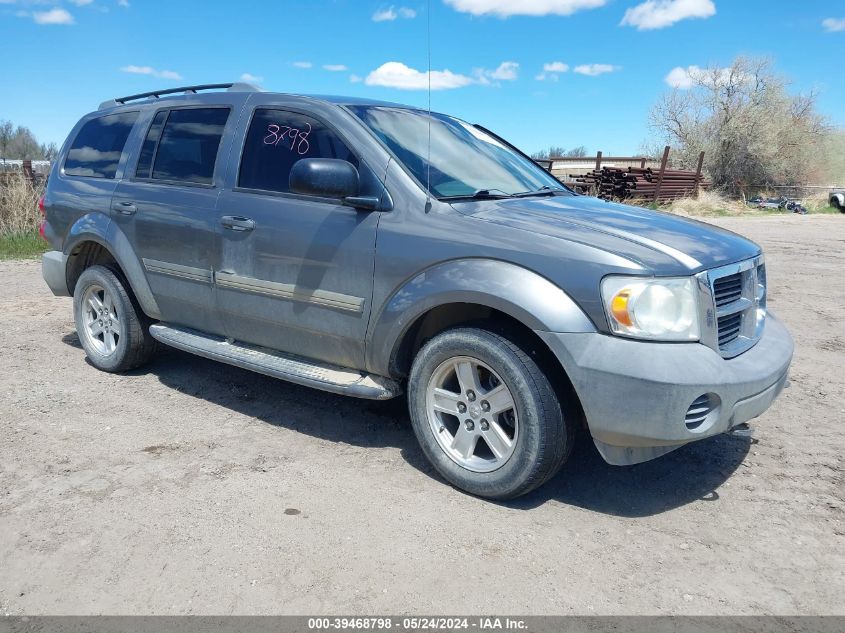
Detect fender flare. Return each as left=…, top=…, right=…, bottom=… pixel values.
left=366, top=258, right=596, bottom=377
left=63, top=214, right=162, bottom=320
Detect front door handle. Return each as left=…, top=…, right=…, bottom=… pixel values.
left=220, top=215, right=255, bottom=232
left=112, top=201, right=136, bottom=216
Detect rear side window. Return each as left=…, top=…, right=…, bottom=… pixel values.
left=150, top=108, right=230, bottom=185
left=134, top=110, right=168, bottom=179
left=64, top=112, right=138, bottom=179
left=238, top=109, right=357, bottom=193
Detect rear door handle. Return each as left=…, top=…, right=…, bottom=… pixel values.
left=220, top=215, right=255, bottom=232
left=112, top=201, right=136, bottom=216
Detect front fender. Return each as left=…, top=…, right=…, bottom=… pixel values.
left=366, top=258, right=596, bottom=377
left=63, top=213, right=161, bottom=319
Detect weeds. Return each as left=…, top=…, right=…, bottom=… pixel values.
left=0, top=174, right=44, bottom=235
left=0, top=232, right=47, bottom=260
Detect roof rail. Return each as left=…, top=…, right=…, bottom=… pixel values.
left=98, top=82, right=262, bottom=110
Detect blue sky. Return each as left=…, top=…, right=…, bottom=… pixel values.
left=1, top=0, right=843, bottom=156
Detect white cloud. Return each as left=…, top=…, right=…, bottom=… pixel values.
left=573, top=63, right=619, bottom=76
left=535, top=61, right=569, bottom=81
left=543, top=61, right=569, bottom=73
left=323, top=64, right=348, bottom=72
left=484, top=61, right=519, bottom=81
left=373, top=5, right=417, bottom=21
left=621, top=0, right=715, bottom=30
left=664, top=64, right=743, bottom=89
left=240, top=73, right=263, bottom=84
left=444, top=0, right=605, bottom=17
left=822, top=17, right=845, bottom=32
left=349, top=74, right=363, bottom=83
left=365, top=62, right=474, bottom=90
left=69, top=0, right=94, bottom=6
left=292, top=61, right=313, bottom=69
left=118, top=0, right=130, bottom=7
left=120, top=65, right=183, bottom=80
left=33, top=8, right=74, bottom=24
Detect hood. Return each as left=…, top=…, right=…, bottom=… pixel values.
left=454, top=194, right=761, bottom=273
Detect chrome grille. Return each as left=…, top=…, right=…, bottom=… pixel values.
left=703, top=257, right=767, bottom=358
left=713, top=272, right=743, bottom=307
left=717, top=312, right=743, bottom=346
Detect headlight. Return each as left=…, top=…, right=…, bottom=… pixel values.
left=601, top=276, right=700, bottom=341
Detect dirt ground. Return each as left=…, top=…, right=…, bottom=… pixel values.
left=0, top=215, right=843, bottom=615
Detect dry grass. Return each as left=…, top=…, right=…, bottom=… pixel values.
left=661, top=190, right=750, bottom=217
left=0, top=174, right=44, bottom=235
left=654, top=190, right=840, bottom=217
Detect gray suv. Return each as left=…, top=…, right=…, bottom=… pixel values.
left=40, top=83, right=794, bottom=499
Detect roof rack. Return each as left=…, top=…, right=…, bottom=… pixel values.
left=99, top=82, right=262, bottom=110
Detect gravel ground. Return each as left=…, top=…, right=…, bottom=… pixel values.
left=0, top=215, right=843, bottom=615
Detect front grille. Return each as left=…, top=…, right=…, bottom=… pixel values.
left=717, top=312, right=743, bottom=346
left=713, top=272, right=743, bottom=307
left=707, top=258, right=766, bottom=357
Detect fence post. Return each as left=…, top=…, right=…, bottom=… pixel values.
left=595, top=151, right=602, bottom=171
left=694, top=151, right=705, bottom=198
left=653, top=145, right=671, bottom=204
left=640, top=157, right=646, bottom=169
left=22, top=159, right=34, bottom=185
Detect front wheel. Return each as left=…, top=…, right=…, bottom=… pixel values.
left=408, top=327, right=573, bottom=500
left=73, top=265, right=156, bottom=372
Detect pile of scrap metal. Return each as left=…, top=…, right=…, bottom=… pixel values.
left=571, top=166, right=711, bottom=203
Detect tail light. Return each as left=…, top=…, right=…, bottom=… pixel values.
left=38, top=195, right=48, bottom=242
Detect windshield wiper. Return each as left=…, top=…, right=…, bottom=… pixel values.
left=439, top=189, right=514, bottom=202
left=511, top=186, right=563, bottom=198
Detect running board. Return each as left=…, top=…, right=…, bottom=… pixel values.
left=149, top=324, right=402, bottom=400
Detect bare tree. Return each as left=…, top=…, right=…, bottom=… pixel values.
left=40, top=142, right=59, bottom=162
left=0, top=120, right=51, bottom=160
left=649, top=57, right=829, bottom=196
left=532, top=145, right=588, bottom=160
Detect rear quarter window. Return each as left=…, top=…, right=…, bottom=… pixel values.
left=63, top=112, right=139, bottom=179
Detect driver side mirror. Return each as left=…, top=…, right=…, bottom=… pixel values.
left=289, top=158, right=381, bottom=211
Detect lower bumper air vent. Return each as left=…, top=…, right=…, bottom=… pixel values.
left=685, top=393, right=720, bottom=431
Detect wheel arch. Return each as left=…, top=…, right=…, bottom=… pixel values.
left=63, top=215, right=161, bottom=319
left=367, top=258, right=595, bottom=385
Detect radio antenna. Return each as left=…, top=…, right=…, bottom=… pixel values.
left=426, top=0, right=432, bottom=209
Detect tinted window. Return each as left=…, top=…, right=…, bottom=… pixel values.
left=152, top=108, right=229, bottom=185
left=64, top=112, right=138, bottom=179
left=135, top=110, right=168, bottom=179
left=239, top=109, right=357, bottom=193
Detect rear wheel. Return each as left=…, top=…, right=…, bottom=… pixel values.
left=73, top=265, right=156, bottom=372
left=408, top=327, right=573, bottom=499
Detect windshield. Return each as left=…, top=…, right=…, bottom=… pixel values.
left=348, top=106, right=568, bottom=199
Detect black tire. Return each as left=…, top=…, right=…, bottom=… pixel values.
left=73, top=265, right=156, bottom=372
left=832, top=197, right=843, bottom=212
left=408, top=327, right=573, bottom=500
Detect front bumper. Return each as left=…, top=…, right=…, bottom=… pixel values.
left=537, top=312, right=794, bottom=465
left=42, top=250, right=70, bottom=297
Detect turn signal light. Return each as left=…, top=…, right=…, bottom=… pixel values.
left=610, top=289, right=633, bottom=326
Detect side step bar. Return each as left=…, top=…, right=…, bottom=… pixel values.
left=149, top=324, right=402, bottom=401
